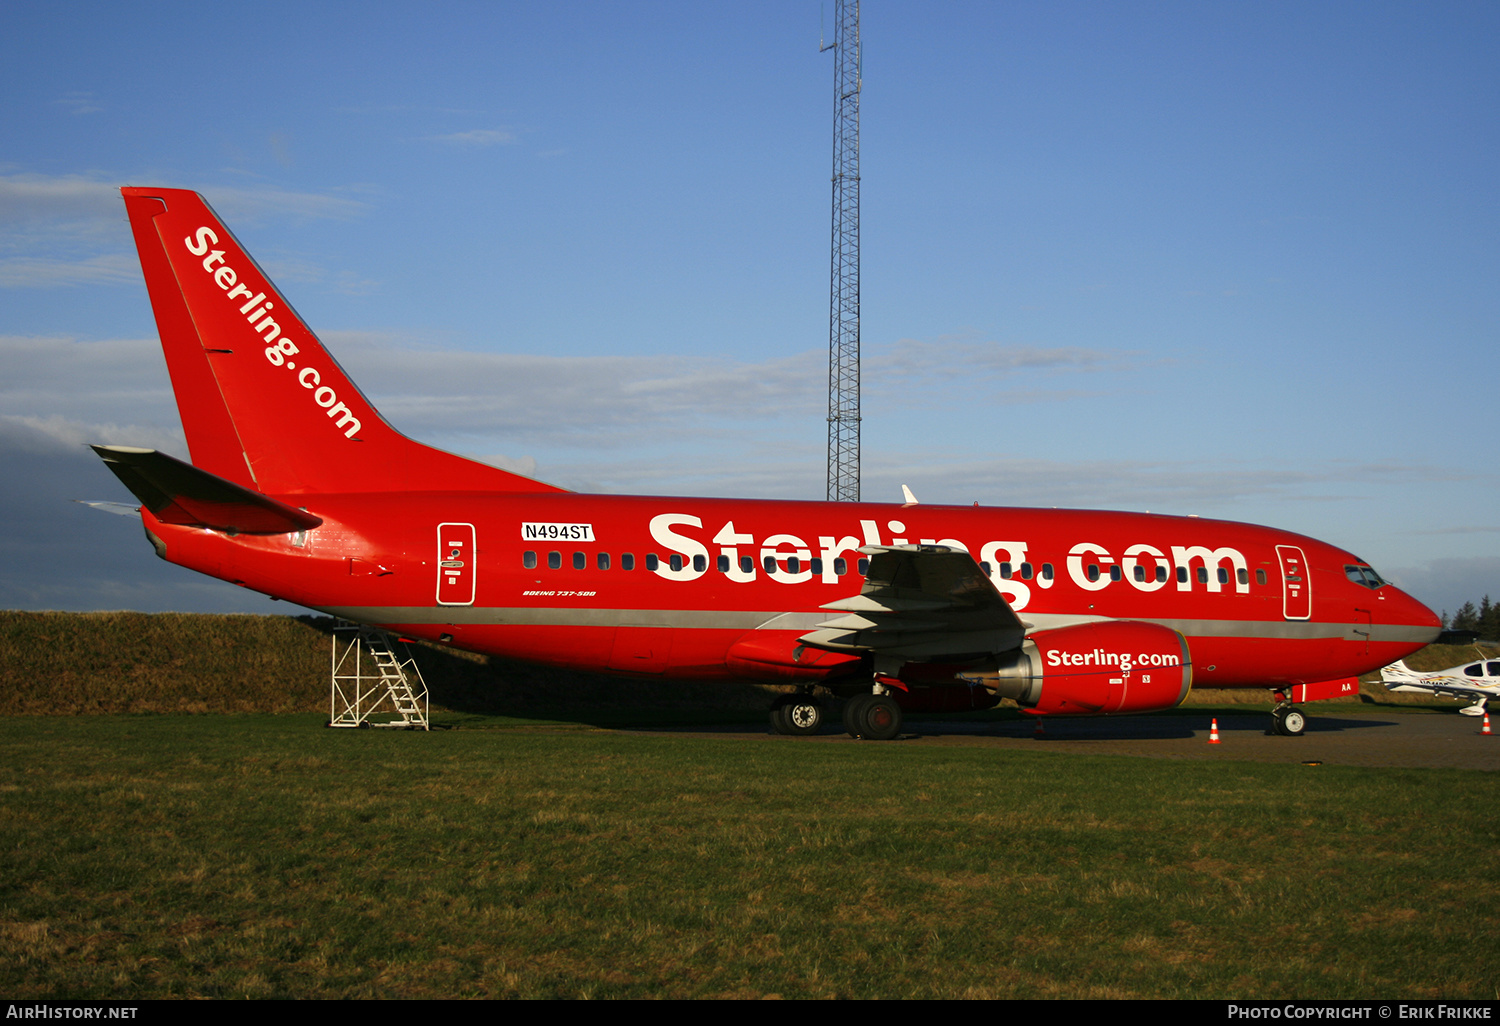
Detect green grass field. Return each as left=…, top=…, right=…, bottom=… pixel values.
left=2, top=714, right=1497, bottom=999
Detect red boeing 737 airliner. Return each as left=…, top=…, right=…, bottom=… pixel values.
left=94, top=187, right=1442, bottom=739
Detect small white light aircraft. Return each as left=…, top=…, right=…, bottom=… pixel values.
left=1379, top=656, right=1500, bottom=716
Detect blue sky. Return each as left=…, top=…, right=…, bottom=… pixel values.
left=1, top=1, right=1497, bottom=616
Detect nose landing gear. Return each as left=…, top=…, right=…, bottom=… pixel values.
left=769, top=692, right=825, bottom=735
left=1271, top=702, right=1307, bottom=736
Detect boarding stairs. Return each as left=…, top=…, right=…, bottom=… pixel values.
left=328, top=622, right=430, bottom=730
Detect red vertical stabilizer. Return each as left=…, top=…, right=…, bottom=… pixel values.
left=120, top=187, right=565, bottom=497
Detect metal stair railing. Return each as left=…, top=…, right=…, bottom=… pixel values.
left=328, top=621, right=430, bottom=730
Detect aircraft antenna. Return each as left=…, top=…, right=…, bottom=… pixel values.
left=823, top=0, right=861, bottom=501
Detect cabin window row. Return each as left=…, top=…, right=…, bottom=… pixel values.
left=522, top=551, right=1069, bottom=583
left=520, top=551, right=1267, bottom=587
left=522, top=551, right=875, bottom=575
left=1075, top=564, right=1262, bottom=585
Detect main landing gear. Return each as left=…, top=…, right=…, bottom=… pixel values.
left=842, top=690, right=903, bottom=741
left=767, top=678, right=906, bottom=741
left=769, top=692, right=825, bottom=736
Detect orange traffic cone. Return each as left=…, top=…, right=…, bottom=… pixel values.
left=1032, top=718, right=1046, bottom=738
left=1483, top=713, right=1492, bottom=736
left=1208, top=718, right=1222, bottom=745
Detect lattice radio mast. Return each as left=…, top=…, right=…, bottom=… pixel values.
left=823, top=0, right=861, bottom=501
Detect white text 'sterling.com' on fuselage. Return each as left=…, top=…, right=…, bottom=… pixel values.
left=94, top=187, right=1442, bottom=740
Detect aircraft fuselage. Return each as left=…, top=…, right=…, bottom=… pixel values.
left=142, top=492, right=1439, bottom=690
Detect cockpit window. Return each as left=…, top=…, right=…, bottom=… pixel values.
left=1344, top=565, right=1385, bottom=589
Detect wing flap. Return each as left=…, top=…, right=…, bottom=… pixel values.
left=800, top=545, right=1026, bottom=662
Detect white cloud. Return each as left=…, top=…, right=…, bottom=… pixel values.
left=320, top=331, right=1139, bottom=448
left=0, top=174, right=123, bottom=223
left=1381, top=557, right=1500, bottom=618
left=0, top=414, right=184, bottom=456
left=867, top=335, right=1131, bottom=381
left=198, top=184, right=367, bottom=222
left=430, top=128, right=519, bottom=146
left=0, top=253, right=138, bottom=288
left=0, top=172, right=368, bottom=223
left=53, top=91, right=102, bottom=116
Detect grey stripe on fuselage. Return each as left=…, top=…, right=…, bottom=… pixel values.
left=321, top=606, right=1438, bottom=644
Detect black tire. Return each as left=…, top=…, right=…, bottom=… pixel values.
left=843, top=693, right=874, bottom=738
left=769, top=702, right=792, bottom=735
left=862, top=695, right=903, bottom=741
left=1281, top=707, right=1307, bottom=736
left=782, top=696, right=823, bottom=735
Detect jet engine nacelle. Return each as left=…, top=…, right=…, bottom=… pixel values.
left=983, top=620, right=1193, bottom=716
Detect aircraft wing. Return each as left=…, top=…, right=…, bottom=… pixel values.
left=91, top=445, right=323, bottom=535
left=1384, top=675, right=1497, bottom=702
left=799, top=545, right=1027, bottom=663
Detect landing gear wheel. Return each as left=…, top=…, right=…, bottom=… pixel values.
left=1272, top=706, right=1307, bottom=736
left=770, top=694, right=823, bottom=736
left=861, top=695, right=903, bottom=741
left=843, top=693, right=875, bottom=738
left=783, top=696, right=823, bottom=735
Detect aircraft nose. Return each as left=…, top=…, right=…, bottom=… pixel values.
left=1386, top=586, right=1443, bottom=639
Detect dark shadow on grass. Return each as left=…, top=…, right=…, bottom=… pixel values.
left=292, top=614, right=777, bottom=728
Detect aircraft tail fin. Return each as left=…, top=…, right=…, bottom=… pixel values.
left=1379, top=659, right=1419, bottom=685
left=120, top=187, right=565, bottom=497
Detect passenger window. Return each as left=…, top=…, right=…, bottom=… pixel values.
left=1019, top=562, right=1033, bottom=580
left=1177, top=567, right=1188, bottom=583
left=787, top=556, right=800, bottom=573
left=1086, top=564, right=1100, bottom=582
left=810, top=558, right=823, bottom=575
left=670, top=554, right=684, bottom=572
left=1237, top=568, right=1248, bottom=585
left=1256, top=569, right=1267, bottom=585
left=1217, top=568, right=1229, bottom=584
left=1464, top=663, right=1484, bottom=677
left=573, top=551, right=585, bottom=570
left=1197, top=567, right=1209, bottom=584
left=1109, top=565, right=1122, bottom=582
left=597, top=552, right=611, bottom=570
left=834, top=557, right=847, bottom=576
left=1156, top=566, right=1167, bottom=583
left=740, top=555, right=754, bottom=574
left=763, top=555, right=776, bottom=573
left=1000, top=562, right=1012, bottom=579
left=717, top=555, right=730, bottom=572
left=980, top=561, right=991, bottom=575
left=622, top=553, right=635, bottom=571
left=1041, top=563, right=1054, bottom=580
left=645, top=554, right=659, bottom=571
left=523, top=551, right=537, bottom=569
left=858, top=558, right=869, bottom=576
left=693, top=554, right=706, bottom=572
left=1488, top=663, right=1500, bottom=676
left=548, top=551, right=561, bottom=570
left=1133, top=565, right=1145, bottom=582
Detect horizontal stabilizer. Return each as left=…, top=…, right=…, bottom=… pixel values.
left=90, top=445, right=323, bottom=535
